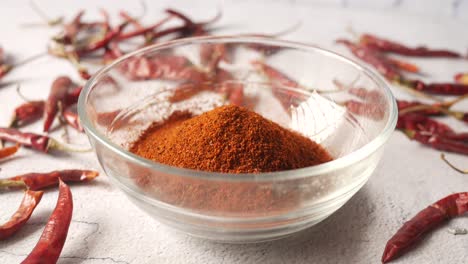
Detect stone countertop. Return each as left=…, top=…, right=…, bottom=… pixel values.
left=1, top=0, right=467, bottom=263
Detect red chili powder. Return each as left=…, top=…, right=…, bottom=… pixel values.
left=129, top=105, right=333, bottom=215
left=131, top=105, right=332, bottom=173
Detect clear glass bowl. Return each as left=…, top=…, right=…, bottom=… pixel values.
left=78, top=36, right=397, bottom=243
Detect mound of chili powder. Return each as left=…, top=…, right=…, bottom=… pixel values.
left=131, top=105, right=332, bottom=173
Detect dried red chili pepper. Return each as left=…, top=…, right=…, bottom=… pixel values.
left=149, top=55, right=201, bottom=81
left=0, top=127, right=88, bottom=153
left=168, top=68, right=245, bottom=105
left=43, top=76, right=77, bottom=132
left=252, top=60, right=299, bottom=88
left=442, top=132, right=468, bottom=142
left=397, top=94, right=468, bottom=121
left=21, top=179, right=73, bottom=264
left=96, top=109, right=121, bottom=126
left=252, top=60, right=301, bottom=109
left=333, top=80, right=384, bottom=102
left=336, top=39, right=401, bottom=81
left=382, top=192, right=468, bottom=263
left=77, top=22, right=128, bottom=55
left=454, top=73, right=468, bottom=85
left=397, top=113, right=454, bottom=135
left=345, top=100, right=385, bottom=120
left=0, top=190, right=43, bottom=240
left=121, top=54, right=206, bottom=83
left=0, top=144, right=20, bottom=160
left=403, top=129, right=468, bottom=155
left=350, top=88, right=383, bottom=101
left=387, top=57, right=420, bottom=73
left=0, top=169, right=99, bottom=190
left=399, top=103, right=468, bottom=124
left=360, top=33, right=463, bottom=58
left=62, top=104, right=83, bottom=132
left=400, top=78, right=468, bottom=96
left=10, top=100, right=45, bottom=127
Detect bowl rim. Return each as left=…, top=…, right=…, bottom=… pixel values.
left=78, top=35, right=398, bottom=182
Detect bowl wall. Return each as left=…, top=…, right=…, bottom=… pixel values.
left=79, top=36, right=396, bottom=242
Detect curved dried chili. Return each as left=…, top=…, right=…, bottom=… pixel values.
left=0, top=190, right=43, bottom=240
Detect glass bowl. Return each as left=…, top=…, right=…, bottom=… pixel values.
left=78, top=36, right=397, bottom=243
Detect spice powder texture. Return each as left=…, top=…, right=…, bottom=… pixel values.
left=130, top=105, right=332, bottom=173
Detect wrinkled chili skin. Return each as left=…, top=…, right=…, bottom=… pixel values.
left=360, top=34, right=462, bottom=58
left=43, top=76, right=75, bottom=132
left=382, top=192, right=468, bottom=263
left=11, top=101, right=45, bottom=127
left=336, top=39, right=401, bottom=81
left=411, top=133, right=468, bottom=155
left=21, top=180, right=73, bottom=264
left=397, top=114, right=453, bottom=135
left=408, top=79, right=468, bottom=96
left=252, top=60, right=298, bottom=88
left=0, top=127, right=49, bottom=152
left=345, top=100, right=385, bottom=120
left=0, top=144, right=20, bottom=160
left=0, top=190, right=43, bottom=240
left=398, top=113, right=468, bottom=154
left=5, top=169, right=99, bottom=190
left=96, top=110, right=121, bottom=126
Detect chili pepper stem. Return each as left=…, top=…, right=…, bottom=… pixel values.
left=445, top=93, right=468, bottom=107
left=242, top=20, right=302, bottom=38
left=8, top=115, right=18, bottom=128
left=47, top=138, right=92, bottom=153
left=0, top=64, right=13, bottom=75
left=447, top=227, right=468, bottom=235
left=13, top=52, right=47, bottom=68
left=0, top=179, right=27, bottom=189
left=440, top=153, right=467, bottom=174
left=26, top=0, right=64, bottom=27
left=401, top=129, right=416, bottom=139
left=15, top=84, right=35, bottom=102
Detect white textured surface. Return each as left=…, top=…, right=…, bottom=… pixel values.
left=1, top=0, right=467, bottom=263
